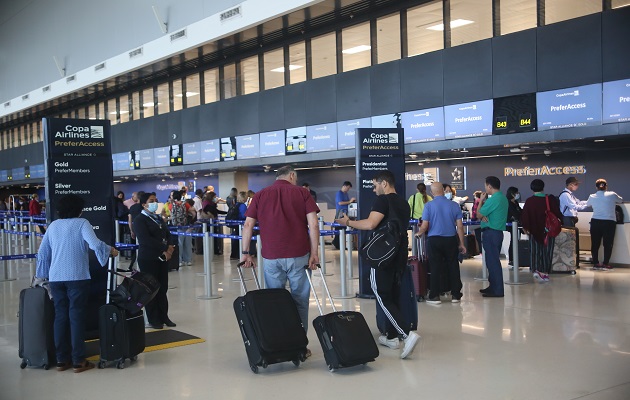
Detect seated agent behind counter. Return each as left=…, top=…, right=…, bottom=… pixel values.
left=336, top=170, right=421, bottom=359
left=35, top=194, right=119, bottom=373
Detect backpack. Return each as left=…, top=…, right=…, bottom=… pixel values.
left=360, top=220, right=401, bottom=269
left=544, top=195, right=562, bottom=245
left=171, top=201, right=187, bottom=226
left=225, top=203, right=241, bottom=221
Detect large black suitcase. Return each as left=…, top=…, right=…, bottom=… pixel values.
left=18, top=286, right=56, bottom=369
left=306, top=265, right=379, bottom=372
left=168, top=244, right=180, bottom=271
left=233, top=263, right=308, bottom=374
left=98, top=259, right=146, bottom=369
left=376, top=263, right=418, bottom=334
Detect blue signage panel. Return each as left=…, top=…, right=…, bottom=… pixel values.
left=537, top=83, right=602, bottom=130
left=444, top=100, right=493, bottom=139
left=401, top=107, right=445, bottom=143
left=603, top=78, right=630, bottom=124
left=139, top=149, right=154, bottom=169
left=236, top=134, right=260, bottom=159
left=153, top=147, right=170, bottom=167
left=183, top=142, right=201, bottom=165
left=0, top=170, right=6, bottom=182
left=286, top=127, right=307, bottom=155
left=337, top=118, right=371, bottom=150
left=260, top=130, right=285, bottom=157
left=113, top=152, right=129, bottom=171
left=12, top=167, right=25, bottom=181
left=200, top=139, right=220, bottom=162
left=30, top=164, right=45, bottom=179
left=307, top=123, right=337, bottom=153
left=371, top=113, right=402, bottom=128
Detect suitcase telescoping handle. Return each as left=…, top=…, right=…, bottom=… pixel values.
left=304, top=264, right=337, bottom=316
left=417, top=234, right=427, bottom=259
left=236, top=261, right=261, bottom=293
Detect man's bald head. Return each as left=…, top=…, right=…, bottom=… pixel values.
left=430, top=182, right=444, bottom=196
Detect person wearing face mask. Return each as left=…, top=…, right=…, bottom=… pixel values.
left=35, top=194, right=118, bottom=373
left=505, top=187, right=523, bottom=267
left=133, top=192, right=176, bottom=329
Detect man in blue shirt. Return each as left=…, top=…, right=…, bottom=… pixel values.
left=559, top=177, right=589, bottom=227
left=416, top=182, right=467, bottom=304
left=335, top=181, right=355, bottom=218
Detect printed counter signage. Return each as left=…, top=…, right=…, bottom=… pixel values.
left=537, top=83, right=602, bottom=130
left=603, top=78, right=630, bottom=124
left=401, top=107, right=445, bottom=143
left=444, top=100, right=493, bottom=139
left=260, top=130, right=285, bottom=157
left=307, top=123, right=337, bottom=153
left=153, top=146, right=170, bottom=167
left=183, top=142, right=201, bottom=165
left=43, top=118, right=115, bottom=271
left=200, top=140, right=220, bottom=162
left=236, top=134, right=260, bottom=159
left=355, top=128, right=405, bottom=298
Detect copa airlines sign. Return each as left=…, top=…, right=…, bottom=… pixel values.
left=504, top=165, right=586, bottom=177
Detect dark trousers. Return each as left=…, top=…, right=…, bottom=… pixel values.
left=530, top=236, right=555, bottom=274
left=427, top=235, right=462, bottom=299
left=49, top=279, right=91, bottom=364
left=482, top=229, right=504, bottom=296
left=562, top=216, right=578, bottom=227
left=590, top=219, right=617, bottom=265
left=370, top=240, right=409, bottom=340
left=138, top=257, right=169, bottom=325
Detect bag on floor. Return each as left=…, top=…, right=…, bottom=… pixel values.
left=18, top=285, right=56, bottom=369
left=109, top=270, right=160, bottom=314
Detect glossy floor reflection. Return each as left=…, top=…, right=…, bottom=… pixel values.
left=1, top=242, right=629, bottom=400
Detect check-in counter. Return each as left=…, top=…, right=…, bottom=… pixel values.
left=576, top=203, right=630, bottom=267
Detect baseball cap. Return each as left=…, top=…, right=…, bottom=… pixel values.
left=565, top=177, right=580, bottom=186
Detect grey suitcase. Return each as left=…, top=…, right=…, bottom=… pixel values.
left=18, top=286, right=56, bottom=369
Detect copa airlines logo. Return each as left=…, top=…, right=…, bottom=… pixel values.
left=556, top=90, right=580, bottom=98
left=362, top=133, right=399, bottom=144
left=54, top=125, right=104, bottom=139
left=459, top=105, right=477, bottom=111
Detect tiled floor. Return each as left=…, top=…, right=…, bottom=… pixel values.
left=1, top=240, right=629, bottom=400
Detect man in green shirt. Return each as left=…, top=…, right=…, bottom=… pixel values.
left=476, top=176, right=508, bottom=297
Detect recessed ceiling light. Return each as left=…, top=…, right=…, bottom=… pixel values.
left=175, top=92, right=200, bottom=97
left=342, top=45, right=371, bottom=54
left=427, top=19, right=474, bottom=31
left=460, top=148, right=469, bottom=153
left=270, top=65, right=303, bottom=73
left=594, top=139, right=605, bottom=142
left=143, top=102, right=155, bottom=107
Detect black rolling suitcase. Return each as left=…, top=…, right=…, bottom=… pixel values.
left=168, top=244, right=180, bottom=271
left=306, top=265, right=379, bottom=372
left=376, top=263, right=418, bottom=334
left=464, top=233, right=479, bottom=258
left=98, top=259, right=146, bottom=369
left=233, top=263, right=308, bottom=374
left=18, top=285, right=56, bottom=369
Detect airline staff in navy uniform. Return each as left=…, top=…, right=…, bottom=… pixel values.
left=133, top=192, right=176, bottom=329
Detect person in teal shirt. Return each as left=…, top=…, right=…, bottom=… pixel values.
left=476, top=176, right=508, bottom=297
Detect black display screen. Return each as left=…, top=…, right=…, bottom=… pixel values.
left=492, top=93, right=537, bottom=135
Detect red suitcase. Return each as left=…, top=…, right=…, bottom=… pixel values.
left=409, top=236, right=429, bottom=301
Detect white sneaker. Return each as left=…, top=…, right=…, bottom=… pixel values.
left=533, top=271, right=544, bottom=283
left=179, top=262, right=184, bottom=267
left=186, top=261, right=193, bottom=266
left=401, top=331, right=421, bottom=359
left=426, top=298, right=441, bottom=305
left=378, top=335, right=400, bottom=349
left=451, top=298, right=461, bottom=303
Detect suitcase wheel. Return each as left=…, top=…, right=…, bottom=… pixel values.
left=570, top=271, right=576, bottom=275
left=43, top=364, right=50, bottom=370
left=292, top=359, right=300, bottom=367
left=261, top=361, right=268, bottom=369
left=250, top=364, right=259, bottom=374
left=116, top=360, right=125, bottom=369
left=20, top=360, right=27, bottom=369
left=131, top=355, right=138, bottom=362
left=98, top=361, right=106, bottom=369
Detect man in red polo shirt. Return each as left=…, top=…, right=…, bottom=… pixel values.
left=240, top=165, right=320, bottom=336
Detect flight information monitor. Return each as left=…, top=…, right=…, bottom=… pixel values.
left=286, top=127, right=307, bottom=155
left=603, top=78, right=630, bottom=124
left=444, top=99, right=493, bottom=139
left=537, top=83, right=602, bottom=130
left=260, top=130, right=285, bottom=157
left=236, top=134, right=260, bottom=159
left=200, top=139, right=221, bottom=162
left=492, top=93, right=537, bottom=134
left=307, top=123, right=337, bottom=153
left=337, top=118, right=371, bottom=150
left=401, top=107, right=445, bottom=143
left=153, top=147, right=170, bottom=167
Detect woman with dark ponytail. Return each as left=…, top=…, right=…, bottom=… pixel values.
left=587, top=179, right=623, bottom=270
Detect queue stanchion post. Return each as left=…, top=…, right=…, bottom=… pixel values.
left=238, top=224, right=243, bottom=257
left=333, top=227, right=353, bottom=299
left=318, top=217, right=326, bottom=276
left=1, top=217, right=16, bottom=283
left=198, top=227, right=221, bottom=300
left=197, top=222, right=208, bottom=277
left=411, top=221, right=419, bottom=258
left=114, top=221, right=121, bottom=267
left=255, top=235, right=264, bottom=289
left=28, top=217, right=36, bottom=277
left=506, top=222, right=527, bottom=286
left=474, top=227, right=488, bottom=281
left=347, top=229, right=357, bottom=280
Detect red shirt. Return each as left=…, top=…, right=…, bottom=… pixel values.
left=29, top=199, right=42, bottom=216
left=246, top=180, right=319, bottom=259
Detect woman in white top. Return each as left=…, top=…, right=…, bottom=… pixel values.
left=586, top=178, right=623, bottom=270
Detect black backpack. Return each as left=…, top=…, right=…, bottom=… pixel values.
left=225, top=203, right=241, bottom=226
left=360, top=220, right=402, bottom=269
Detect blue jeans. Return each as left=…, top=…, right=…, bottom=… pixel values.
left=49, top=280, right=91, bottom=365
left=482, top=229, right=504, bottom=295
left=179, top=231, right=192, bottom=263
left=263, top=253, right=311, bottom=332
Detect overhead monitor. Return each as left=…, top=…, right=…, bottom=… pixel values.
left=307, top=123, right=337, bottom=153
left=536, top=83, right=602, bottom=130
left=492, top=93, right=537, bottom=134
left=603, top=78, right=630, bottom=124
left=170, top=144, right=184, bottom=166
left=236, top=134, right=260, bottom=159
left=12, top=167, right=25, bottom=181
left=286, top=127, right=307, bottom=155
left=153, top=146, right=170, bottom=167
left=401, top=107, right=445, bottom=143
left=129, top=151, right=141, bottom=170
left=200, top=139, right=220, bottom=162
left=0, top=170, right=7, bottom=182
left=220, top=137, right=237, bottom=161
left=260, top=130, right=286, bottom=157
left=337, top=118, right=371, bottom=150
left=183, top=142, right=201, bottom=165
left=139, top=149, right=154, bottom=169
left=371, top=113, right=402, bottom=128
left=30, top=164, right=45, bottom=179
left=113, top=152, right=130, bottom=171
left=444, top=99, right=493, bottom=139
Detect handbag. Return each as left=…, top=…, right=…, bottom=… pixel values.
left=544, top=195, right=562, bottom=245
left=109, top=271, right=161, bottom=314
left=360, top=220, right=401, bottom=269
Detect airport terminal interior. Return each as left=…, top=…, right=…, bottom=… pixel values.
left=1, top=0, right=630, bottom=399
